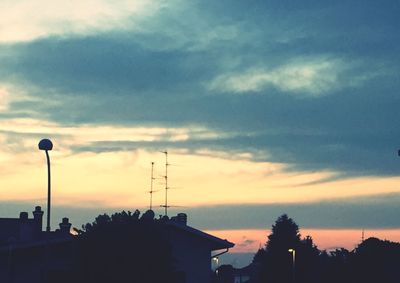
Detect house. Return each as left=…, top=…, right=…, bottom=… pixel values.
left=0, top=206, right=44, bottom=244
left=0, top=206, right=73, bottom=283
left=166, top=212, right=235, bottom=283
left=0, top=208, right=234, bottom=283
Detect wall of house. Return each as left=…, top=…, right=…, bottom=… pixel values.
left=169, top=229, right=213, bottom=283
left=0, top=241, right=73, bottom=283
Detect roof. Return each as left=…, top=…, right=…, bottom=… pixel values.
left=0, top=217, right=36, bottom=244
left=167, top=221, right=234, bottom=251
left=0, top=234, right=74, bottom=253
left=0, top=218, right=21, bottom=239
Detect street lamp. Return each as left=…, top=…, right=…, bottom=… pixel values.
left=212, top=256, right=219, bottom=270
left=288, top=248, right=296, bottom=283
left=38, top=138, right=53, bottom=232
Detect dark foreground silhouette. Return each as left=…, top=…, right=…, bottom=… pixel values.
left=74, top=212, right=400, bottom=283
left=72, top=210, right=176, bottom=283
left=0, top=207, right=233, bottom=283
left=240, top=214, right=400, bottom=283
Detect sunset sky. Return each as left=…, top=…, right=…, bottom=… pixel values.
left=0, top=0, right=399, bottom=265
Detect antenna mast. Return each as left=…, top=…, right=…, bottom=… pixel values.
left=161, top=151, right=170, bottom=216
left=149, top=162, right=155, bottom=210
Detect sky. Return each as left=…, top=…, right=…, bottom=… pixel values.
left=0, top=0, right=400, bottom=266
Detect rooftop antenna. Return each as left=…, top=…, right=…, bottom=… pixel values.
left=148, top=162, right=156, bottom=210
left=160, top=150, right=170, bottom=216
left=361, top=229, right=365, bottom=242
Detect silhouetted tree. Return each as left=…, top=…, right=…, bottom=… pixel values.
left=296, top=236, right=320, bottom=283
left=258, top=214, right=301, bottom=283
left=254, top=215, right=326, bottom=283
left=72, top=210, right=175, bottom=283
left=318, top=248, right=351, bottom=283
left=251, top=248, right=267, bottom=282
left=347, top=237, right=400, bottom=283
left=252, top=248, right=267, bottom=265
left=250, top=216, right=400, bottom=283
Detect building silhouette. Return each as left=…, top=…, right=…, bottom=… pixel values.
left=0, top=207, right=234, bottom=283
left=0, top=206, right=73, bottom=282
left=167, top=212, right=234, bottom=283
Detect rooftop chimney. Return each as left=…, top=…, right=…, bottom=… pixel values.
left=33, top=206, right=44, bottom=235
left=19, top=212, right=30, bottom=241
left=177, top=213, right=187, bottom=225
left=59, top=218, right=71, bottom=234
left=19, top=212, right=28, bottom=221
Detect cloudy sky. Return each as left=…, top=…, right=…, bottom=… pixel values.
left=1, top=0, right=399, bottom=263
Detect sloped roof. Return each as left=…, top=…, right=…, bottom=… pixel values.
left=167, top=221, right=234, bottom=251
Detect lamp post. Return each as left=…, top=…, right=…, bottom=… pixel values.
left=213, top=256, right=219, bottom=265
left=38, top=139, right=53, bottom=232
left=288, top=248, right=296, bottom=283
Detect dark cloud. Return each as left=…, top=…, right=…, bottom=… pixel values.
left=238, top=239, right=256, bottom=248
left=0, top=0, right=399, bottom=177
left=186, top=193, right=400, bottom=230
left=1, top=192, right=399, bottom=232
left=1, top=36, right=217, bottom=95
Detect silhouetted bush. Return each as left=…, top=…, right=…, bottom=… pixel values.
left=72, top=210, right=176, bottom=283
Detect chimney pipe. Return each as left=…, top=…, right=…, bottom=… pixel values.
left=19, top=212, right=28, bottom=221
left=177, top=213, right=187, bottom=225
left=59, top=218, right=71, bottom=234
left=33, top=206, right=44, bottom=229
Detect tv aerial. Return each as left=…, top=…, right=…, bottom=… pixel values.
left=159, top=151, right=184, bottom=215
left=147, top=162, right=159, bottom=211
left=160, top=151, right=171, bottom=216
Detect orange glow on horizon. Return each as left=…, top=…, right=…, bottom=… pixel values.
left=206, top=229, right=400, bottom=254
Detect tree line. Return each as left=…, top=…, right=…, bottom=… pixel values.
left=67, top=210, right=400, bottom=283
left=251, top=214, right=400, bottom=283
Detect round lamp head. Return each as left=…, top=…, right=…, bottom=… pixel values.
left=38, top=139, right=53, bottom=151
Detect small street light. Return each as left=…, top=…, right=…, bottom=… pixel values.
left=38, top=139, right=53, bottom=232
left=212, top=256, right=219, bottom=270
left=288, top=248, right=296, bottom=283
